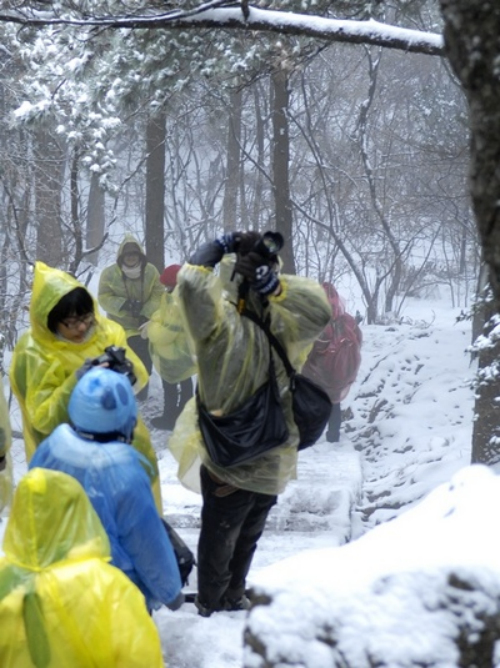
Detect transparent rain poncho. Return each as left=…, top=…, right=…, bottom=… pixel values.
left=168, top=257, right=331, bottom=496
left=148, top=289, right=197, bottom=384
left=0, top=468, right=164, bottom=668
left=98, top=235, right=164, bottom=337
left=9, top=261, right=162, bottom=511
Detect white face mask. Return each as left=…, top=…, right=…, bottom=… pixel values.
left=122, top=264, right=142, bottom=280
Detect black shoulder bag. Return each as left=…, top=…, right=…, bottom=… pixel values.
left=196, top=321, right=289, bottom=468
left=241, top=309, right=332, bottom=451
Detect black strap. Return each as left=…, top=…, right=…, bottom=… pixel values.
left=240, top=308, right=296, bottom=380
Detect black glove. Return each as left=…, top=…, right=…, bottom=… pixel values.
left=234, top=252, right=280, bottom=296
left=216, top=230, right=261, bottom=255
left=129, top=300, right=142, bottom=318
left=120, top=299, right=142, bottom=317
left=120, top=299, right=132, bottom=312
left=189, top=231, right=264, bottom=268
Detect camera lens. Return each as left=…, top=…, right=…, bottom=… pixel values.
left=262, top=232, right=284, bottom=255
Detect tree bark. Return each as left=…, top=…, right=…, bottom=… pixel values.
left=440, top=1, right=500, bottom=316
left=34, top=129, right=64, bottom=267
left=222, top=88, right=242, bottom=232
left=440, top=1, right=500, bottom=463
left=271, top=69, right=296, bottom=275
left=145, top=111, right=166, bottom=272
left=85, top=172, right=106, bottom=266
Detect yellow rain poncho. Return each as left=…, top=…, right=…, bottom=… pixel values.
left=98, top=235, right=164, bottom=337
left=9, top=261, right=162, bottom=511
left=169, top=258, right=331, bottom=495
left=148, top=289, right=197, bottom=384
left=0, top=468, right=165, bottom=668
left=0, top=373, right=12, bottom=515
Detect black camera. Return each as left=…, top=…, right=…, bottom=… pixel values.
left=91, top=346, right=137, bottom=386
left=253, top=231, right=284, bottom=259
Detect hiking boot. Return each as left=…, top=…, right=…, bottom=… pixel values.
left=221, top=595, right=251, bottom=612
left=194, top=596, right=215, bottom=618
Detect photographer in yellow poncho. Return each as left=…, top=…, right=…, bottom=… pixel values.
left=9, top=261, right=162, bottom=511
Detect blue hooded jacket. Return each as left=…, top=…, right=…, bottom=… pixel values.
left=30, top=423, right=182, bottom=610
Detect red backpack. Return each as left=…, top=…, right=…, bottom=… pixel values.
left=302, top=283, right=362, bottom=404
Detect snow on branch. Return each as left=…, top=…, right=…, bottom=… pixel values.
left=0, top=4, right=444, bottom=57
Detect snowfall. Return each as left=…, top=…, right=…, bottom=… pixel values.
left=1, top=290, right=488, bottom=667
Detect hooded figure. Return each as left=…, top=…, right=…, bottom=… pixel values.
left=30, top=368, right=183, bottom=612
left=98, top=236, right=164, bottom=338
left=9, top=261, right=162, bottom=512
left=147, top=264, right=196, bottom=430
left=0, top=467, right=164, bottom=668
left=98, top=237, right=164, bottom=401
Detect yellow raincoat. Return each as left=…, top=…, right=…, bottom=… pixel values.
left=0, top=468, right=165, bottom=668
left=0, top=373, right=12, bottom=515
left=9, top=261, right=162, bottom=511
left=98, top=235, right=164, bottom=337
left=169, top=258, right=331, bottom=495
left=148, top=289, right=197, bottom=384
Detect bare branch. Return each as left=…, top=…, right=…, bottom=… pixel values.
left=0, top=4, right=444, bottom=57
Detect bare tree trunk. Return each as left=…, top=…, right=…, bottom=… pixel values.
left=145, top=111, right=166, bottom=272
left=34, top=129, right=64, bottom=267
left=440, top=1, right=500, bottom=463
left=271, top=69, right=296, bottom=274
left=252, top=84, right=265, bottom=227
left=471, top=290, right=500, bottom=464
left=85, top=172, right=105, bottom=266
left=222, top=88, right=242, bottom=232
left=440, top=1, right=500, bottom=316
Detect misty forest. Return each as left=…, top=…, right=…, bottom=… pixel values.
left=0, top=1, right=499, bottom=464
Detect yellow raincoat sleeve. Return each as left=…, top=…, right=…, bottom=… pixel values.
left=148, top=290, right=197, bottom=383
left=0, top=468, right=165, bottom=668
left=98, top=264, right=130, bottom=316
left=25, top=351, right=79, bottom=440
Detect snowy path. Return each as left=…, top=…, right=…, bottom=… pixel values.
left=1, top=406, right=362, bottom=668
left=152, top=437, right=362, bottom=668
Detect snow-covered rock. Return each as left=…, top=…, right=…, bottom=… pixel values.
left=244, top=465, right=500, bottom=668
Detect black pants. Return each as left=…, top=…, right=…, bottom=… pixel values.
left=326, top=402, right=341, bottom=442
left=161, top=378, right=193, bottom=421
left=127, top=334, right=153, bottom=375
left=128, top=335, right=153, bottom=400
left=197, top=465, right=277, bottom=610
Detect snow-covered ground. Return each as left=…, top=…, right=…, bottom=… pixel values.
left=1, top=296, right=476, bottom=667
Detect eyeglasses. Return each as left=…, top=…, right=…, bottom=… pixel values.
left=60, top=313, right=95, bottom=330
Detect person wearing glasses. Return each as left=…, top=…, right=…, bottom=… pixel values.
left=9, top=261, right=163, bottom=511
